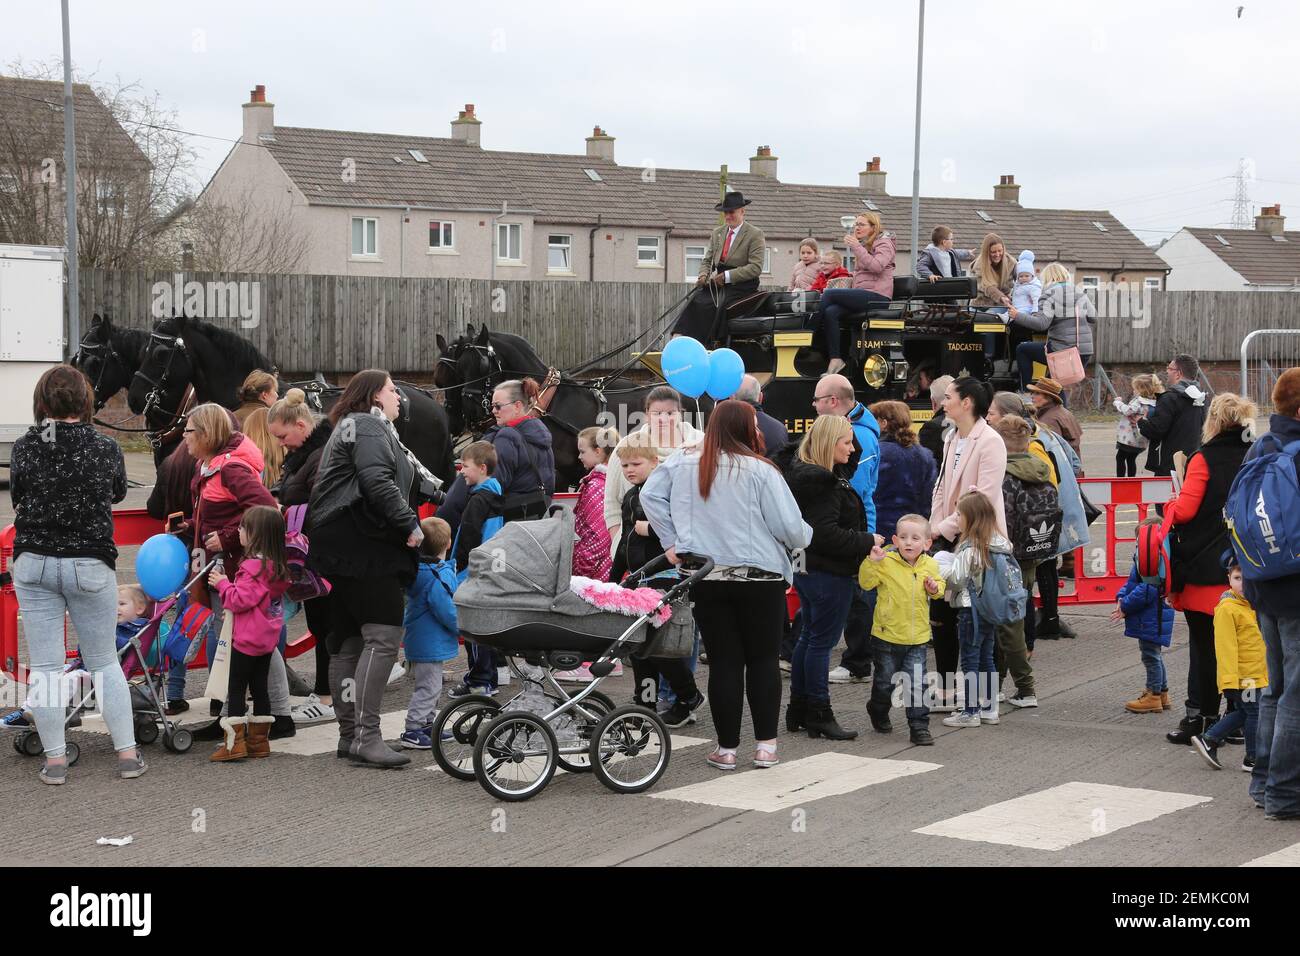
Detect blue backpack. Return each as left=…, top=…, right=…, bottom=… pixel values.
left=1224, top=434, right=1300, bottom=581
left=970, top=544, right=1029, bottom=627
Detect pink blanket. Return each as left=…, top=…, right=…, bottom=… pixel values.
left=569, top=576, right=672, bottom=628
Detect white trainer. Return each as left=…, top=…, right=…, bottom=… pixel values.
left=828, top=666, right=867, bottom=684
left=291, top=693, right=336, bottom=724
left=942, top=711, right=981, bottom=728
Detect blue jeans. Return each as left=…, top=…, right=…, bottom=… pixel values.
left=1251, top=612, right=1300, bottom=815
left=1139, top=640, right=1167, bottom=693
left=791, top=571, right=856, bottom=705
left=867, top=638, right=930, bottom=730
left=839, top=587, right=876, bottom=677
left=1205, top=689, right=1259, bottom=759
left=464, top=641, right=500, bottom=690
left=817, top=288, right=891, bottom=360
left=957, top=607, right=996, bottom=715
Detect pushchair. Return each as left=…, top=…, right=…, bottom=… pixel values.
left=444, top=507, right=711, bottom=801
left=10, top=562, right=215, bottom=763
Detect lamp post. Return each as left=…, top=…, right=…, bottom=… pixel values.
left=62, top=0, right=79, bottom=356
left=910, top=0, right=925, bottom=274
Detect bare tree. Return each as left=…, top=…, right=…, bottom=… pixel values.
left=0, top=58, right=197, bottom=269
left=182, top=182, right=310, bottom=273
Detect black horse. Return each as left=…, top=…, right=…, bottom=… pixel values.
left=128, top=314, right=456, bottom=485
left=439, top=323, right=661, bottom=490
left=73, top=314, right=150, bottom=412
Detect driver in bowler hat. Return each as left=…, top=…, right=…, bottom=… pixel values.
left=671, top=191, right=767, bottom=343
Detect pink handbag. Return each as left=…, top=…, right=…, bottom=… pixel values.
left=1046, top=299, right=1086, bottom=386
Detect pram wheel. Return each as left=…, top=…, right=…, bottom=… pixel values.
left=164, top=728, right=193, bottom=753
left=134, top=718, right=159, bottom=745
left=589, top=705, right=671, bottom=795
left=432, top=696, right=501, bottom=781
left=17, top=731, right=43, bottom=756
left=64, top=741, right=80, bottom=766
left=551, top=689, right=615, bottom=774
left=473, top=711, right=558, bottom=802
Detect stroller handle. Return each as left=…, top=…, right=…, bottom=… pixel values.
left=628, top=552, right=715, bottom=597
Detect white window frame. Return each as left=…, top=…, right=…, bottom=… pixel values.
left=636, top=236, right=662, bottom=267
left=836, top=247, right=856, bottom=272
left=428, top=220, right=455, bottom=252
left=761, top=248, right=772, bottom=275
left=547, top=234, right=574, bottom=274
left=1144, top=276, right=1162, bottom=291
left=496, top=222, right=523, bottom=263
left=1079, top=276, right=1101, bottom=292
left=351, top=216, right=378, bottom=258
left=684, top=244, right=707, bottom=281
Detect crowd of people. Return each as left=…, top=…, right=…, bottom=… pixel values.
left=6, top=347, right=1299, bottom=821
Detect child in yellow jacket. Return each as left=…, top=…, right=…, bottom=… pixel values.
left=859, top=514, right=945, bottom=746
left=1193, top=559, right=1267, bottom=772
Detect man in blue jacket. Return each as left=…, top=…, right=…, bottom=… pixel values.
left=816, top=374, right=880, bottom=683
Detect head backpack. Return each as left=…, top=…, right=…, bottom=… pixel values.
left=970, top=543, right=1029, bottom=627
left=1135, top=520, right=1170, bottom=592
left=284, top=505, right=332, bottom=602
left=1224, top=434, right=1300, bottom=581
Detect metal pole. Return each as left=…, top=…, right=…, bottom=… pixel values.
left=61, top=0, right=79, bottom=357
left=909, top=0, right=925, bottom=274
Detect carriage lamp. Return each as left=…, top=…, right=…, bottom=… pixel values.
left=893, top=360, right=908, bottom=381
left=862, top=353, right=888, bottom=389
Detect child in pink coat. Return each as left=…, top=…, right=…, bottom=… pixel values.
left=560, top=426, right=620, bottom=682
left=206, top=505, right=291, bottom=761
left=789, top=239, right=821, bottom=291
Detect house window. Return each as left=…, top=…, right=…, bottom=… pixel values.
left=497, top=223, right=522, bottom=262
left=762, top=248, right=772, bottom=275
left=684, top=244, right=707, bottom=280
left=1079, top=276, right=1100, bottom=300
left=96, top=181, right=123, bottom=217
left=351, top=217, right=378, bottom=257
left=637, top=236, right=661, bottom=266
left=548, top=234, right=573, bottom=273
left=428, top=221, right=454, bottom=250
left=836, top=247, right=856, bottom=272
left=1144, top=276, right=1162, bottom=291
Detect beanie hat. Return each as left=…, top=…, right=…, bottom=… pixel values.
left=1016, top=250, right=1036, bottom=275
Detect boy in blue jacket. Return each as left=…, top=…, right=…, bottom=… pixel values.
left=399, top=517, right=461, bottom=749
left=1112, top=518, right=1175, bottom=714
left=448, top=442, right=507, bottom=698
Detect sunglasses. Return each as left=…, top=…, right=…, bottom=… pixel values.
left=490, top=401, right=520, bottom=412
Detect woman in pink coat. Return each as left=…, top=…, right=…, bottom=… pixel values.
left=816, top=212, right=897, bottom=374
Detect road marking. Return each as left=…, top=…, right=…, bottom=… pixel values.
left=1241, top=842, right=1300, bottom=867
left=650, top=752, right=941, bottom=813
left=423, top=733, right=709, bottom=775
left=914, top=781, right=1211, bottom=851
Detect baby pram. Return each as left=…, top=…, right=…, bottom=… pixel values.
left=445, top=507, right=711, bottom=801
left=10, top=563, right=215, bottom=763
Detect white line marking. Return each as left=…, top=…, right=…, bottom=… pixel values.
left=1241, top=842, right=1300, bottom=867
left=651, top=752, right=941, bottom=812
left=914, top=782, right=1211, bottom=851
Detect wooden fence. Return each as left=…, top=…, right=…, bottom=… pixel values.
left=75, top=270, right=1299, bottom=373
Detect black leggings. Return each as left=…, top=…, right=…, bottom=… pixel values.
left=327, top=573, right=406, bottom=655
left=691, top=579, right=786, bottom=748
left=1116, top=443, right=1141, bottom=477
left=304, top=594, right=333, bottom=696
left=1184, top=610, right=1221, bottom=719
left=930, top=597, right=958, bottom=683
left=1036, top=561, right=1060, bottom=619
left=632, top=657, right=699, bottom=708
left=227, top=648, right=272, bottom=718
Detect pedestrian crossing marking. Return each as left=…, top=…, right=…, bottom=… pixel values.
left=1241, top=842, right=1300, bottom=867
left=914, top=781, right=1211, bottom=851
left=650, top=752, right=941, bottom=813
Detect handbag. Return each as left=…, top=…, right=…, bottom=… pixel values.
left=203, top=610, right=233, bottom=705
left=1081, top=491, right=1102, bottom=527
left=1045, top=298, right=1086, bottom=387
left=636, top=593, right=696, bottom=660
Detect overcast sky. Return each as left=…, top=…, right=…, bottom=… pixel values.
left=5, top=0, right=1298, bottom=244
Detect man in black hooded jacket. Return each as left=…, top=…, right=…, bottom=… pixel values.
left=1140, top=354, right=1208, bottom=476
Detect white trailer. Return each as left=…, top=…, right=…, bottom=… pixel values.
left=0, top=244, right=66, bottom=472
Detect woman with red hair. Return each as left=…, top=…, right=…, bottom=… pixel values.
left=640, top=400, right=811, bottom=771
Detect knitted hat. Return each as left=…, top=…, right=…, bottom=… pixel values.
left=1016, top=250, right=1036, bottom=275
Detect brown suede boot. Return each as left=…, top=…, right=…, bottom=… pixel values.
left=1161, top=691, right=1171, bottom=710
left=210, top=717, right=248, bottom=762
left=1125, top=690, right=1164, bottom=714
left=245, top=715, right=274, bottom=758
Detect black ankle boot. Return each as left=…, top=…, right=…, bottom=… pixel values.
left=269, top=714, right=296, bottom=740
left=806, top=704, right=858, bottom=741
left=868, top=708, right=893, bottom=734
left=785, top=695, right=807, bottom=733
left=1167, top=715, right=1206, bottom=746
left=192, top=718, right=225, bottom=741
left=1036, top=613, right=1064, bottom=640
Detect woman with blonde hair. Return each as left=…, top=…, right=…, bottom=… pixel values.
left=775, top=413, right=876, bottom=741
left=1163, top=392, right=1258, bottom=745
left=816, top=212, right=897, bottom=374
left=235, top=369, right=278, bottom=427
left=970, top=233, right=1016, bottom=308
left=241, top=407, right=284, bottom=489
left=1008, top=261, right=1098, bottom=393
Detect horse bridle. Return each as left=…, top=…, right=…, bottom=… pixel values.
left=74, top=333, right=123, bottom=411
left=132, top=330, right=196, bottom=448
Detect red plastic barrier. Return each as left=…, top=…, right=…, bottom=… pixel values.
left=1057, top=476, right=1173, bottom=605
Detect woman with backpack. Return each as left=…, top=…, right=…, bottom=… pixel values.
left=1162, top=393, right=1257, bottom=746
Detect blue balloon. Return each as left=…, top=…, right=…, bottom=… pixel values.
left=706, top=347, right=745, bottom=400
left=661, top=336, right=711, bottom=398
left=136, top=533, right=191, bottom=600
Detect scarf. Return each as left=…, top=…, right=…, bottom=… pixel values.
left=370, top=407, right=443, bottom=491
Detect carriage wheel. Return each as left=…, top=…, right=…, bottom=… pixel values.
left=64, top=741, right=80, bottom=767
left=550, top=690, right=615, bottom=774
left=432, top=696, right=500, bottom=781
left=472, top=711, right=558, bottom=802
left=134, top=718, right=159, bottom=746
left=20, top=731, right=44, bottom=757
left=589, top=705, right=671, bottom=795
left=164, top=728, right=194, bottom=754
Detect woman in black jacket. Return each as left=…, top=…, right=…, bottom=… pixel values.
left=777, top=415, right=875, bottom=740
left=269, top=388, right=336, bottom=723
left=307, top=370, right=423, bottom=768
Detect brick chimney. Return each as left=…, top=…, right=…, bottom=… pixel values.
left=994, top=174, right=1021, bottom=204
left=1255, top=204, right=1285, bottom=236
left=749, top=145, right=778, bottom=178
left=241, top=84, right=274, bottom=144
left=451, top=104, right=481, bottom=146
left=585, top=125, right=615, bottom=163
left=859, top=157, right=887, bottom=194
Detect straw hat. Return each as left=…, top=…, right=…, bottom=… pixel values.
left=1027, top=377, right=1065, bottom=403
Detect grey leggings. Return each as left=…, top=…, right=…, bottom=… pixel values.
left=13, top=553, right=137, bottom=758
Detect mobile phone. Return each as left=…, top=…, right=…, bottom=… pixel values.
left=167, top=511, right=185, bottom=534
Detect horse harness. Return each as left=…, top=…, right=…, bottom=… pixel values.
left=460, top=341, right=586, bottom=437
left=130, top=330, right=201, bottom=449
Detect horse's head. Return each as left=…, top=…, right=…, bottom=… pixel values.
left=127, top=314, right=196, bottom=429
left=73, top=314, right=127, bottom=410
left=454, top=324, right=500, bottom=432
left=435, top=332, right=468, bottom=434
